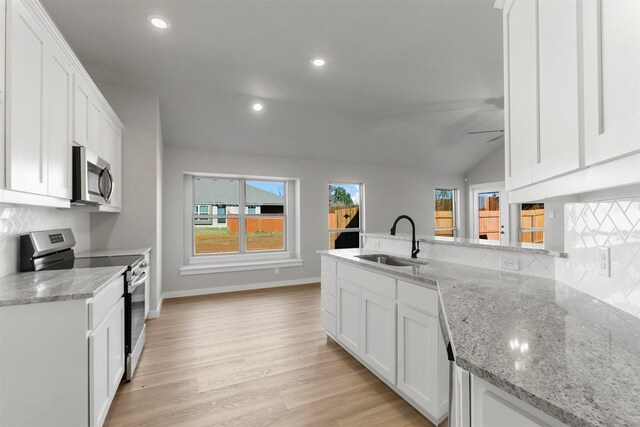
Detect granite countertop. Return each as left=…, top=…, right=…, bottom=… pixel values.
left=318, top=248, right=640, bottom=427
left=0, top=266, right=128, bottom=307
left=76, top=247, right=151, bottom=258
left=362, top=232, right=568, bottom=258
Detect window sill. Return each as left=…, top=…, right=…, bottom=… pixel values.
left=179, top=258, right=304, bottom=276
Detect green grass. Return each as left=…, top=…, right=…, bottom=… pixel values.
left=194, top=227, right=234, bottom=236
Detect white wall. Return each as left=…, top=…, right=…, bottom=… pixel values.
left=86, top=68, right=164, bottom=314
left=466, top=144, right=505, bottom=186
left=162, top=146, right=464, bottom=296
left=0, top=207, right=90, bottom=277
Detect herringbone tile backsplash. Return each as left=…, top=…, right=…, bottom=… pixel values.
left=0, top=207, right=90, bottom=277
left=557, top=199, right=640, bottom=318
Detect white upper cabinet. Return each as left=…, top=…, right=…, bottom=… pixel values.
left=502, top=0, right=581, bottom=191
left=583, top=0, right=640, bottom=165
left=1, top=0, right=123, bottom=208
left=503, top=0, right=536, bottom=190
left=499, top=0, right=640, bottom=202
left=6, top=0, right=48, bottom=196
left=533, top=0, right=580, bottom=182
left=73, top=74, right=103, bottom=157
left=45, top=42, right=73, bottom=199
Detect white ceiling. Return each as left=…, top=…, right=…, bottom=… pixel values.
left=43, top=0, right=504, bottom=174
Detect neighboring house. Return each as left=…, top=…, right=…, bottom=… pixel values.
left=193, top=179, right=284, bottom=227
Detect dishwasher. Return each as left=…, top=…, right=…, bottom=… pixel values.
left=439, top=301, right=471, bottom=427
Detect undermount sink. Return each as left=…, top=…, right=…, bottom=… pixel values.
left=355, top=254, right=429, bottom=267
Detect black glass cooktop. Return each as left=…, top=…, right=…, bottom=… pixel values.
left=44, top=255, right=142, bottom=270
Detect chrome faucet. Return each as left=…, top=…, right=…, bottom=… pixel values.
left=390, top=215, right=420, bottom=258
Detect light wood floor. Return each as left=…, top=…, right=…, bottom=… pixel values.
left=104, top=284, right=435, bottom=427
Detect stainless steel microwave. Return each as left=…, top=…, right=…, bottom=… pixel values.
left=72, top=146, right=113, bottom=205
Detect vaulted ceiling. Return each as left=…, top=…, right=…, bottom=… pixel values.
left=43, top=0, right=504, bottom=174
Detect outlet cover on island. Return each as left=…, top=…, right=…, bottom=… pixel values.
left=597, top=247, right=611, bottom=277
left=500, top=256, right=520, bottom=271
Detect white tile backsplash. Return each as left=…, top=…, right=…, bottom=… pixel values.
left=0, top=207, right=90, bottom=277
left=557, top=198, right=640, bottom=318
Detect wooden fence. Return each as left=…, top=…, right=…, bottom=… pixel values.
left=227, top=218, right=283, bottom=233
left=329, top=206, right=359, bottom=229
left=435, top=210, right=454, bottom=236
left=521, top=208, right=544, bottom=243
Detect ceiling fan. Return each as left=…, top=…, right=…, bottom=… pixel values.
left=467, top=129, right=504, bottom=143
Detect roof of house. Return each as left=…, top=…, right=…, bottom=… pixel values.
left=194, top=178, right=284, bottom=206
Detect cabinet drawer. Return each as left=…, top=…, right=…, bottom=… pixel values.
left=398, top=280, right=438, bottom=315
left=321, top=290, right=337, bottom=316
left=321, top=309, right=336, bottom=337
left=321, top=273, right=337, bottom=296
left=321, top=257, right=337, bottom=276
left=337, top=263, right=396, bottom=299
left=88, top=274, right=125, bottom=331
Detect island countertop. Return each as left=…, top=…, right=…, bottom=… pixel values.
left=318, top=248, right=640, bottom=427
left=0, top=266, right=128, bottom=307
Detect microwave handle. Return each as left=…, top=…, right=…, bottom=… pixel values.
left=98, top=168, right=114, bottom=201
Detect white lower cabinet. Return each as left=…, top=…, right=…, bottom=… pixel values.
left=472, top=375, right=567, bottom=427
left=360, top=289, right=396, bottom=384
left=397, top=304, right=439, bottom=415
left=90, top=297, right=125, bottom=427
left=336, top=278, right=361, bottom=353
left=0, top=275, right=125, bottom=427
left=323, top=257, right=448, bottom=424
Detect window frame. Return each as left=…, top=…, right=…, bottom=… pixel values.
left=328, top=181, right=364, bottom=249
left=181, top=173, right=302, bottom=275
left=434, top=188, right=458, bottom=237
left=519, top=203, right=545, bottom=244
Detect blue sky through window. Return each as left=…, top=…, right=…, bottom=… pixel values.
left=247, top=180, right=285, bottom=197
left=331, top=183, right=360, bottom=205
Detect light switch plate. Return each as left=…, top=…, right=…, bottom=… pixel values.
left=597, top=247, right=611, bottom=277
left=500, top=256, right=520, bottom=271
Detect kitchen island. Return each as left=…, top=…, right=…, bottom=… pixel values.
left=319, top=248, right=640, bottom=427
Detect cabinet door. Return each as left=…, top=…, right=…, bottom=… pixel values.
left=88, top=99, right=102, bottom=156
left=89, top=312, right=110, bottom=427
left=6, top=0, right=48, bottom=195
left=532, top=0, right=580, bottom=182
left=583, top=0, right=640, bottom=165
left=73, top=74, right=90, bottom=147
left=503, top=0, right=536, bottom=190
left=472, top=375, right=565, bottom=427
left=397, top=304, right=439, bottom=415
left=45, top=45, right=73, bottom=199
left=360, top=289, right=396, bottom=384
left=336, top=278, right=360, bottom=354
left=108, top=298, right=125, bottom=393
left=90, top=298, right=124, bottom=427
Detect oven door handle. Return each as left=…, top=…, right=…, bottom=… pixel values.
left=128, top=271, right=148, bottom=293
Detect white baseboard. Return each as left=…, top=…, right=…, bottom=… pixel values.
left=147, top=297, right=163, bottom=319
left=162, top=277, right=321, bottom=300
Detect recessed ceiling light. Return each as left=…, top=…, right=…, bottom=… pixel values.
left=311, top=57, right=326, bottom=67
left=252, top=103, right=264, bottom=112
left=149, top=15, right=170, bottom=30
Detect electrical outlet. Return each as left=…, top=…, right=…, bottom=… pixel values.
left=597, top=247, right=611, bottom=277
left=500, top=256, right=520, bottom=271
left=274, top=267, right=280, bottom=275
left=373, top=240, right=381, bottom=249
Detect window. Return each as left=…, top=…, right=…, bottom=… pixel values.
left=520, top=203, right=544, bottom=244
left=328, top=182, right=363, bottom=249
left=192, top=177, right=286, bottom=255
left=434, top=189, right=457, bottom=237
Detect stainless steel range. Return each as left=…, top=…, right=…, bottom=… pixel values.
left=20, top=228, right=148, bottom=381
